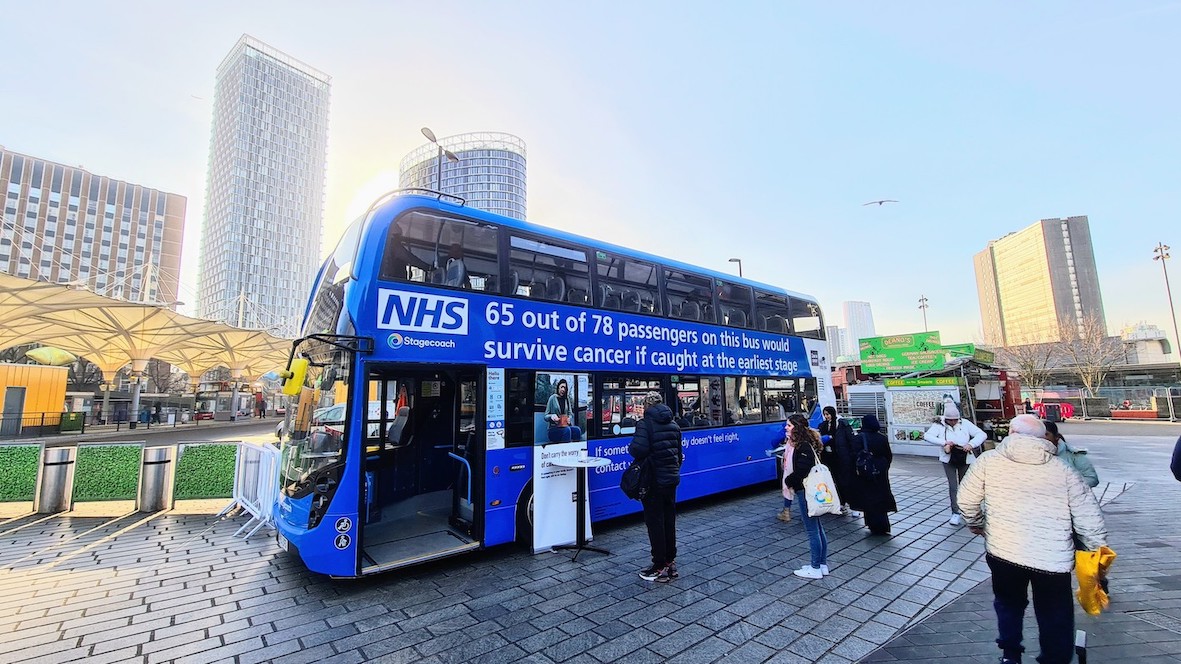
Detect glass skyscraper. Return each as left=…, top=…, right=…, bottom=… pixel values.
left=0, top=146, right=186, bottom=305
left=399, top=132, right=527, bottom=220
left=197, top=35, right=330, bottom=338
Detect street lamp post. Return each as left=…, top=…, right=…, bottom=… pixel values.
left=421, top=127, right=460, bottom=193
left=918, top=295, right=929, bottom=332
left=1154, top=242, right=1180, bottom=360
left=728, top=258, right=743, bottom=278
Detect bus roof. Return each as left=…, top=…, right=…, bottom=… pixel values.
left=365, top=193, right=822, bottom=305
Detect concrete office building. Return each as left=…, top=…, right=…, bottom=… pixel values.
left=399, top=132, right=527, bottom=220
left=974, top=216, right=1106, bottom=346
left=0, top=146, right=186, bottom=304
left=842, top=301, right=876, bottom=357
left=196, top=35, right=330, bottom=338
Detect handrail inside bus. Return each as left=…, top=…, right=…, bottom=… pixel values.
left=447, top=452, right=472, bottom=504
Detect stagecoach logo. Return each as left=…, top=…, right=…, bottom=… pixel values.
left=334, top=534, right=351, bottom=550
left=377, top=288, right=469, bottom=335
left=387, top=333, right=405, bottom=349
left=335, top=517, right=352, bottom=533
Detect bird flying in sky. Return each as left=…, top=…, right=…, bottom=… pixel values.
left=862, top=199, right=899, bottom=206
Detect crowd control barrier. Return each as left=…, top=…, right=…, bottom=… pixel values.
left=219, top=442, right=281, bottom=541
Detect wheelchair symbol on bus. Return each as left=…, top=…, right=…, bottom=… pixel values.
left=335, top=517, right=352, bottom=533
left=334, top=534, right=351, bottom=550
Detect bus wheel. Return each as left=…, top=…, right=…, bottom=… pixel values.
left=515, top=487, right=534, bottom=549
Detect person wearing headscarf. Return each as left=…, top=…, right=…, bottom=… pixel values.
left=922, top=401, right=986, bottom=525
left=847, top=414, right=896, bottom=536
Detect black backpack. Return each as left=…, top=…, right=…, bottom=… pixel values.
left=855, top=433, right=880, bottom=478
left=620, top=458, right=650, bottom=500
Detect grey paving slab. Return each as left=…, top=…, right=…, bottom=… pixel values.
left=4, top=431, right=1177, bottom=664
left=866, top=455, right=1181, bottom=662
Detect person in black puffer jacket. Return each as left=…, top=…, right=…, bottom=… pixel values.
left=630, top=391, right=684, bottom=583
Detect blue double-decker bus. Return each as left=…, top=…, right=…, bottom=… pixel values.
left=275, top=192, right=836, bottom=577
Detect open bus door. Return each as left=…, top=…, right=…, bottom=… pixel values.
left=360, top=367, right=483, bottom=575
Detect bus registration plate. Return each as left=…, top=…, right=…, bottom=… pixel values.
left=277, top=533, right=289, bottom=552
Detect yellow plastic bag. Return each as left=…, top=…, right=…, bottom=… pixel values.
left=1075, top=546, right=1116, bottom=616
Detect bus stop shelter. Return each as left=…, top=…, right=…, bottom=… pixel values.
left=0, top=273, right=291, bottom=420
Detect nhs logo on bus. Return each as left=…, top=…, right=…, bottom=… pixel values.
left=377, top=289, right=468, bottom=335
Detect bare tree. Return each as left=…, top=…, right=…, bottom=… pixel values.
left=1056, top=315, right=1126, bottom=394
left=0, top=343, right=38, bottom=363
left=68, top=357, right=106, bottom=391
left=995, top=341, right=1060, bottom=390
left=143, top=359, right=186, bottom=395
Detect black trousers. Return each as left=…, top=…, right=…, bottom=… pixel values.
left=641, top=487, right=677, bottom=567
left=863, top=509, right=890, bottom=534
left=986, top=554, right=1074, bottom=664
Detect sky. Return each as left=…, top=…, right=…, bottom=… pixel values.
left=2, top=1, right=1180, bottom=347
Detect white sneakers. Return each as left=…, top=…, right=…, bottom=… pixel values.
left=949, top=514, right=963, bottom=526
left=793, top=565, right=823, bottom=579
left=820, top=564, right=830, bottom=576
left=849, top=510, right=863, bottom=518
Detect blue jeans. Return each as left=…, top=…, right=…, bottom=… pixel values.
left=797, top=498, right=827, bottom=567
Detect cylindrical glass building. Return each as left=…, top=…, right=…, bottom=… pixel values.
left=399, top=132, right=527, bottom=220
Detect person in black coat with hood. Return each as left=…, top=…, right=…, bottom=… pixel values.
left=847, top=414, right=897, bottom=535
left=630, top=391, right=684, bottom=583
left=819, top=406, right=860, bottom=517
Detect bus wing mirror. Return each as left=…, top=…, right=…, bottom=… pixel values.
left=280, top=358, right=309, bottom=396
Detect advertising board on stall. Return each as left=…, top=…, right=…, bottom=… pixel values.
left=883, top=378, right=962, bottom=457
left=859, top=332, right=945, bottom=374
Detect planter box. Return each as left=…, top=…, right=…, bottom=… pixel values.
left=1110, top=410, right=1162, bottom=419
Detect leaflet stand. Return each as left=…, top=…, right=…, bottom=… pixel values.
left=550, top=456, right=611, bottom=561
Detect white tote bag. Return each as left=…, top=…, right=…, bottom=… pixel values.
left=804, top=462, right=843, bottom=517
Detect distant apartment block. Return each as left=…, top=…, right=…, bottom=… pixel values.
left=196, top=35, right=330, bottom=337
left=400, top=132, right=527, bottom=220
left=0, top=146, right=186, bottom=304
left=975, top=216, right=1106, bottom=346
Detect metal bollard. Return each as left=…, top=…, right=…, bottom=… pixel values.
left=138, top=446, right=175, bottom=512
left=36, top=446, right=76, bottom=513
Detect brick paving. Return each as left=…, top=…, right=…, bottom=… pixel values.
left=0, top=448, right=1175, bottom=664
left=865, top=475, right=1181, bottom=663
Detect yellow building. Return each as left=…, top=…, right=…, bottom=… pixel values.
left=0, top=364, right=69, bottom=436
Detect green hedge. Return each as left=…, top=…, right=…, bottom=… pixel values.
left=0, top=446, right=40, bottom=502
left=174, top=444, right=236, bottom=499
left=73, top=445, right=141, bottom=502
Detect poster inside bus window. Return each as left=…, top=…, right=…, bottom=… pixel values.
left=535, top=372, right=590, bottom=445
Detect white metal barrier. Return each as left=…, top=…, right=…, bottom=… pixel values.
left=220, top=441, right=281, bottom=541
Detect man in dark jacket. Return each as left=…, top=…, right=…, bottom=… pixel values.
left=630, top=391, right=684, bottom=583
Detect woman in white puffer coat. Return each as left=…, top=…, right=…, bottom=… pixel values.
left=922, top=402, right=986, bottom=525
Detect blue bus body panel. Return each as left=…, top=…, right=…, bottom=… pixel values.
left=483, top=447, right=532, bottom=546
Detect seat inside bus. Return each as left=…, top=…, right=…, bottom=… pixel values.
left=620, top=289, right=641, bottom=312
left=680, top=300, right=701, bottom=321
left=443, top=258, right=468, bottom=288
left=545, top=275, right=565, bottom=301
left=764, top=314, right=788, bottom=333
left=566, top=288, right=589, bottom=305
left=725, top=307, right=748, bottom=327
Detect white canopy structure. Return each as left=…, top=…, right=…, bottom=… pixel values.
left=0, top=273, right=293, bottom=417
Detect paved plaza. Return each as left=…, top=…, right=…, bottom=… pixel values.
left=0, top=424, right=1178, bottom=663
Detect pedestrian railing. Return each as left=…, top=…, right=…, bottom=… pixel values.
left=0, top=412, right=83, bottom=440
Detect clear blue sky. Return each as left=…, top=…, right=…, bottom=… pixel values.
left=2, top=1, right=1179, bottom=345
